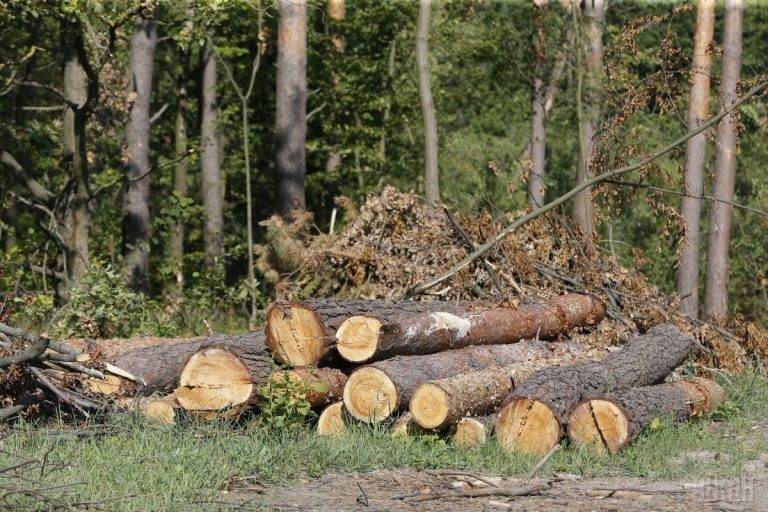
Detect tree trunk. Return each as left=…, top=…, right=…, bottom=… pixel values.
left=572, top=0, right=605, bottom=238
left=275, top=0, right=308, bottom=216
left=335, top=293, right=605, bottom=363
left=122, top=14, right=157, bottom=293
left=704, top=0, right=743, bottom=322
left=410, top=343, right=597, bottom=430
left=451, top=415, right=495, bottom=448
left=269, top=367, right=347, bottom=408
left=168, top=83, right=189, bottom=294
left=528, top=0, right=547, bottom=208
left=200, top=39, right=224, bottom=265
left=416, top=0, right=440, bottom=206
left=342, top=339, right=589, bottom=423
left=676, top=0, right=716, bottom=319
left=60, top=19, right=92, bottom=294
left=568, top=378, right=725, bottom=453
left=495, top=324, right=691, bottom=455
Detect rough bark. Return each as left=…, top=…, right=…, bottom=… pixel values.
left=265, top=298, right=466, bottom=366
left=343, top=339, right=589, bottom=422
left=335, top=293, right=605, bottom=363
left=451, top=415, right=495, bottom=448
left=495, top=324, right=692, bottom=455
left=200, top=39, right=224, bottom=264
left=122, top=14, right=157, bottom=293
left=528, top=0, right=547, bottom=208
left=270, top=367, right=347, bottom=408
left=568, top=378, right=725, bottom=453
left=416, top=0, right=440, bottom=206
left=275, top=0, right=308, bottom=216
left=168, top=82, right=189, bottom=294
left=677, top=0, right=715, bottom=319
left=111, top=331, right=269, bottom=393
left=704, top=0, right=743, bottom=322
left=572, top=0, right=605, bottom=238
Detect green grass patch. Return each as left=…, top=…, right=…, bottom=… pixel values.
left=2, top=373, right=767, bottom=510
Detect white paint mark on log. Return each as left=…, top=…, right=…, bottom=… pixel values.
left=426, top=312, right=471, bottom=339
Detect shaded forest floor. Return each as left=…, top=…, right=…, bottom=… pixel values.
left=2, top=374, right=767, bottom=511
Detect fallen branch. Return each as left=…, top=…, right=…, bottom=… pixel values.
left=0, top=327, right=49, bottom=370
left=404, top=482, right=550, bottom=502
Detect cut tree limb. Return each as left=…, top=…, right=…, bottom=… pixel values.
left=392, top=412, right=427, bottom=438
left=343, top=339, right=589, bottom=423
left=568, top=377, right=725, bottom=453
left=269, top=367, right=347, bottom=408
left=336, top=293, right=605, bottom=363
left=450, top=415, right=495, bottom=448
left=317, top=401, right=346, bottom=436
left=495, top=324, right=692, bottom=455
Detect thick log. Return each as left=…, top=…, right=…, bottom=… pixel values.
left=343, top=339, right=589, bottom=423
left=317, top=401, right=346, bottom=436
left=269, top=367, right=347, bottom=408
left=174, top=338, right=274, bottom=418
left=116, top=394, right=178, bottom=425
left=409, top=345, right=596, bottom=430
left=451, top=415, right=495, bottom=448
left=265, top=299, right=461, bottom=366
left=336, top=293, right=605, bottom=363
left=495, top=324, right=692, bottom=455
left=568, top=378, right=725, bottom=453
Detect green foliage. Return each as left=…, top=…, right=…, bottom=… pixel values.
left=256, top=373, right=316, bottom=430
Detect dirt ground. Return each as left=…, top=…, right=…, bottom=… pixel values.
left=224, top=457, right=768, bottom=512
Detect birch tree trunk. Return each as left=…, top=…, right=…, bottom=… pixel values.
left=416, top=0, right=440, bottom=206
left=704, top=0, right=743, bottom=322
left=122, top=14, right=157, bottom=293
left=572, top=0, right=605, bottom=238
left=200, top=39, right=224, bottom=265
left=677, top=0, right=715, bottom=319
left=529, top=0, right=548, bottom=208
left=275, top=0, right=308, bottom=216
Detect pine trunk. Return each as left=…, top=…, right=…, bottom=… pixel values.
left=200, top=39, right=224, bottom=264
left=528, top=0, right=547, bottom=208
left=168, top=83, right=189, bottom=294
left=417, top=0, right=440, bottom=206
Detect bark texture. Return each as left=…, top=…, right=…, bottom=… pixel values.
left=270, top=367, right=347, bottom=408
left=343, top=339, right=588, bottom=422
left=200, top=39, right=224, bottom=264
left=572, top=0, right=605, bottom=238
left=677, top=0, right=715, bottom=319
left=122, top=14, right=157, bottom=293
left=416, top=0, right=440, bottom=206
left=112, top=331, right=269, bottom=393
left=704, top=0, right=743, bottom=322
left=336, top=293, right=605, bottom=363
left=528, top=0, right=547, bottom=208
left=275, top=0, right=308, bottom=215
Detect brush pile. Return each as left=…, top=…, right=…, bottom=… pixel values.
left=1, top=187, right=765, bottom=455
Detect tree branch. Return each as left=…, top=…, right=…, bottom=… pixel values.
left=1, top=150, right=55, bottom=204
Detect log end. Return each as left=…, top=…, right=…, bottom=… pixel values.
left=567, top=399, right=629, bottom=454
left=673, top=378, right=726, bottom=417
left=317, top=402, right=346, bottom=436
left=392, top=412, right=422, bottom=438
left=175, top=348, right=253, bottom=415
left=86, top=374, right=124, bottom=396
left=336, top=315, right=381, bottom=363
left=343, top=366, right=397, bottom=422
left=409, top=383, right=449, bottom=430
left=495, top=398, right=562, bottom=456
left=266, top=304, right=327, bottom=366
left=452, top=417, right=488, bottom=448
left=143, top=400, right=176, bottom=425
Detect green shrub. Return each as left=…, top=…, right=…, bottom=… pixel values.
left=257, top=373, right=315, bottom=430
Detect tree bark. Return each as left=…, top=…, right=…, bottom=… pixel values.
left=335, top=293, right=605, bottom=363
left=677, top=0, right=715, bottom=319
left=168, top=82, right=189, bottom=294
left=416, top=0, right=440, bottom=206
left=122, top=14, right=157, bottom=293
left=568, top=378, right=725, bottom=453
left=275, top=0, right=308, bottom=216
left=200, top=39, right=224, bottom=265
left=269, top=367, right=347, bottom=408
left=528, top=0, right=547, bottom=208
left=572, top=0, right=605, bottom=238
left=342, top=339, right=589, bottom=422
left=495, top=324, right=691, bottom=455
left=704, top=0, right=743, bottom=322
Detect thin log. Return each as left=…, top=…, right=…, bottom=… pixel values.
left=269, top=367, right=347, bottom=408
left=317, top=401, right=346, bottom=436
left=391, top=412, right=427, bottom=438
left=495, top=324, right=692, bottom=455
left=450, top=415, right=495, bottom=448
left=336, top=293, right=605, bottom=363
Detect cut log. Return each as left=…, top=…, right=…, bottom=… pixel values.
left=336, top=293, right=605, bottom=363
left=451, top=415, right=495, bottom=448
left=495, top=324, right=692, bottom=455
left=269, top=367, right=347, bottom=408
left=265, top=299, right=462, bottom=366
left=174, top=339, right=274, bottom=418
left=391, top=412, right=426, bottom=438
left=117, top=394, right=178, bottom=425
left=568, top=378, right=725, bottom=453
left=343, top=339, right=589, bottom=423
left=409, top=346, right=596, bottom=430
left=317, top=401, right=346, bottom=436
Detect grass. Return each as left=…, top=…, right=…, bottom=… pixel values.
left=2, top=373, right=767, bottom=510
